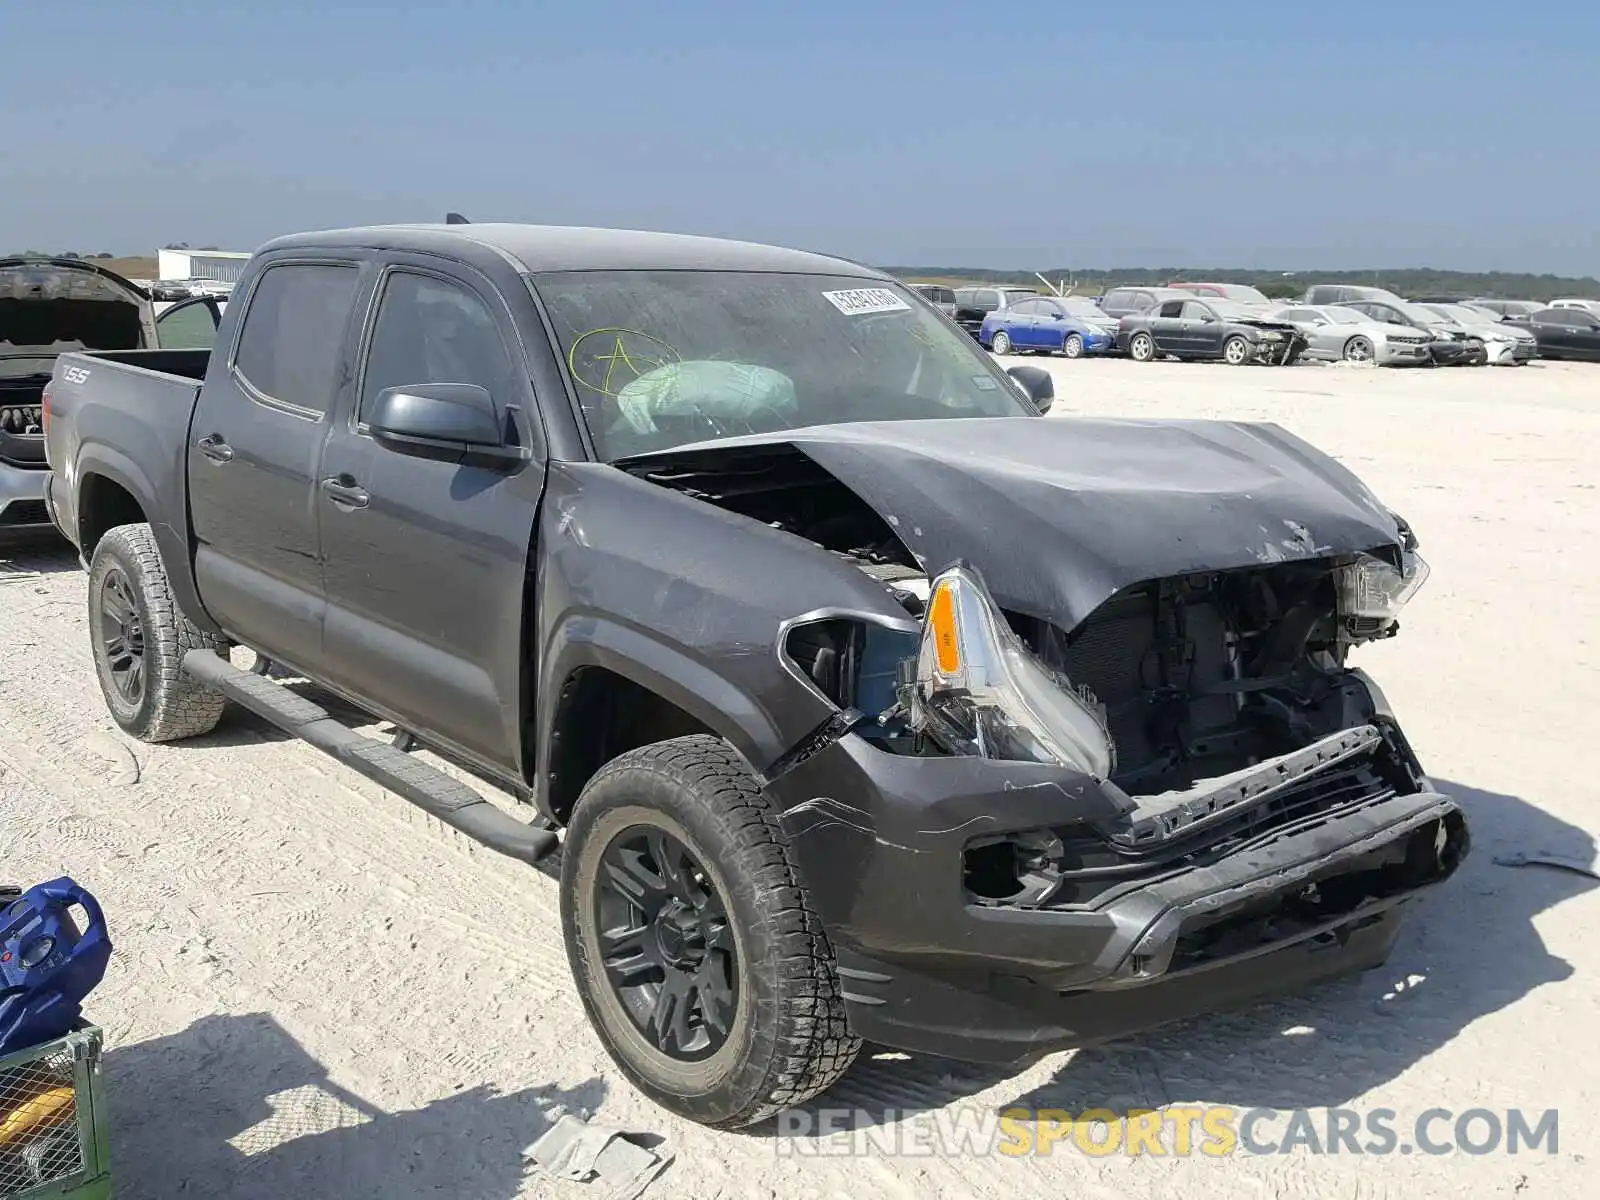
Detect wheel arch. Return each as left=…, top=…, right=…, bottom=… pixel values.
left=536, top=619, right=786, bottom=823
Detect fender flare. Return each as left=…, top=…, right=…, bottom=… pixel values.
left=73, top=443, right=220, bottom=636
left=537, top=612, right=795, bottom=794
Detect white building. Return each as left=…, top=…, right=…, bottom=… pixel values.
left=157, top=248, right=252, bottom=284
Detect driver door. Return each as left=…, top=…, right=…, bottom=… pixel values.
left=316, top=258, right=547, bottom=774
left=1182, top=300, right=1224, bottom=355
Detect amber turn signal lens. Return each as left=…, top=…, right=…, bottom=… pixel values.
left=928, top=580, right=962, bottom=676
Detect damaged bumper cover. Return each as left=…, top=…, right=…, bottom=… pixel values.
left=767, top=726, right=1467, bottom=1064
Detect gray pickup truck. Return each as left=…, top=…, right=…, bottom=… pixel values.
left=43, top=222, right=1466, bottom=1128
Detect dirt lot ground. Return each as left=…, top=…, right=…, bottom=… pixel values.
left=2, top=356, right=1596, bottom=1199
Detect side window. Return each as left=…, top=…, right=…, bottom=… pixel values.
left=358, top=271, right=517, bottom=424
left=233, top=263, right=361, bottom=414
left=1011, top=299, right=1042, bottom=316
left=154, top=299, right=219, bottom=350
left=1158, top=300, right=1185, bottom=319
left=1180, top=301, right=1212, bottom=320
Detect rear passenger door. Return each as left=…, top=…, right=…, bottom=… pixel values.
left=1004, top=298, right=1041, bottom=347
left=1149, top=300, right=1188, bottom=352
left=189, top=257, right=366, bottom=668
left=316, top=259, right=547, bottom=773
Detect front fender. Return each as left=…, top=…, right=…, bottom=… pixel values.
left=532, top=461, right=916, bottom=802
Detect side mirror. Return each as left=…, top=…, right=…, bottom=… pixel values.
left=368, top=383, right=523, bottom=468
left=1006, top=365, right=1054, bottom=413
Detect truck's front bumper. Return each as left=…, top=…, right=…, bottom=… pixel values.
left=769, top=730, right=1467, bottom=1064
left=0, top=459, right=54, bottom=540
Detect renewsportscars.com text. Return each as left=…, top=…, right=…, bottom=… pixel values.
left=774, top=1105, right=1559, bottom=1158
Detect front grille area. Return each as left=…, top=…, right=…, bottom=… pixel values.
left=0, top=499, right=50, bottom=527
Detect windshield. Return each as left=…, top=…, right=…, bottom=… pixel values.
left=1208, top=300, right=1262, bottom=319
left=532, top=271, right=1034, bottom=460
left=1397, top=302, right=1450, bottom=327
left=1058, top=298, right=1111, bottom=320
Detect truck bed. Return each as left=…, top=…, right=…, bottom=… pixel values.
left=44, top=348, right=213, bottom=625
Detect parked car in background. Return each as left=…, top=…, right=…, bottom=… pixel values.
left=1469, top=298, right=1545, bottom=320
left=982, top=295, right=1120, bottom=358
left=1334, top=298, right=1484, bottom=366
left=1168, top=281, right=1272, bottom=305
left=1, top=257, right=221, bottom=540
left=1097, top=285, right=1196, bottom=319
left=911, top=283, right=957, bottom=317
left=952, top=286, right=1038, bottom=338
left=1509, top=307, right=1600, bottom=361
left=1418, top=303, right=1537, bottom=365
left=1302, top=284, right=1404, bottom=306
left=1269, top=304, right=1432, bottom=365
left=1549, top=298, right=1600, bottom=319
left=1117, top=296, right=1306, bottom=365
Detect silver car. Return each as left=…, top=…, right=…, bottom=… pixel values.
left=1420, top=303, right=1538, bottom=365
left=1268, top=304, right=1433, bottom=365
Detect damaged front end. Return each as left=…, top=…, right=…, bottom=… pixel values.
left=624, top=424, right=1466, bottom=1060
left=768, top=542, right=1463, bottom=1057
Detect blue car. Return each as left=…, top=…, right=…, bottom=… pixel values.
left=980, top=295, right=1119, bottom=358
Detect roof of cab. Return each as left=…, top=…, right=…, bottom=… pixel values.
left=257, top=223, right=885, bottom=278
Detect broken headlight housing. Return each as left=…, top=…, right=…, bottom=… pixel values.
left=900, top=565, right=1116, bottom=778
left=1335, top=548, right=1429, bottom=633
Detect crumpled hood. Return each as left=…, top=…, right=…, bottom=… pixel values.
left=621, top=416, right=1405, bottom=631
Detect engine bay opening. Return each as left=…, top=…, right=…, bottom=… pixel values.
left=1006, top=559, right=1389, bottom=796
left=623, top=443, right=921, bottom=579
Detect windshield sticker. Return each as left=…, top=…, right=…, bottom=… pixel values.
left=568, top=328, right=681, bottom=396
left=822, top=288, right=912, bottom=317
left=971, top=374, right=998, bottom=390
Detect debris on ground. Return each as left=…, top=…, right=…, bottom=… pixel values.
left=523, top=1112, right=673, bottom=1198
left=1493, top=849, right=1600, bottom=879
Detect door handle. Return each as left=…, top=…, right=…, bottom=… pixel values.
left=196, top=434, right=233, bottom=463
left=320, top=476, right=370, bottom=509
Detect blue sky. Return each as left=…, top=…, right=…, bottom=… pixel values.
left=5, top=1, right=1598, bottom=273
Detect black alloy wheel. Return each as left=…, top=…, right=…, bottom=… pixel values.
left=98, top=567, right=146, bottom=706
left=595, top=825, right=738, bottom=1061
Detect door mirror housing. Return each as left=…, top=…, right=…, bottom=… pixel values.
left=1006, top=365, right=1054, bottom=413
left=367, top=383, right=523, bottom=467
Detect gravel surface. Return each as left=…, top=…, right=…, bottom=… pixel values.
left=1, top=356, right=1595, bottom=1198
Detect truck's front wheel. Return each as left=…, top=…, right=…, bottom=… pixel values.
left=561, top=735, right=860, bottom=1127
left=87, top=523, right=228, bottom=742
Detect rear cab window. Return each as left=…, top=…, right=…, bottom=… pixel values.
left=232, top=262, right=362, bottom=415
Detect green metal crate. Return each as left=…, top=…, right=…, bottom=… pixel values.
left=0, top=1025, right=111, bottom=1200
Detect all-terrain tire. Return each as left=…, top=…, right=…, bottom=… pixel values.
left=87, top=523, right=228, bottom=742
left=561, top=734, right=860, bottom=1128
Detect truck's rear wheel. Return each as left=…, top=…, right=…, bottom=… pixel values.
left=561, top=734, right=860, bottom=1127
left=87, top=523, right=228, bottom=742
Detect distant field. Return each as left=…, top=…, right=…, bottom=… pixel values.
left=99, top=256, right=158, bottom=280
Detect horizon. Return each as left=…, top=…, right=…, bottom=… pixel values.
left=5, top=1, right=1598, bottom=276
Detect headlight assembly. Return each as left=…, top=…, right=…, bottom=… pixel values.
left=1335, top=549, right=1429, bottom=625
left=901, top=565, right=1115, bottom=778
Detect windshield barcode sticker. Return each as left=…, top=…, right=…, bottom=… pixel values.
left=822, top=288, right=912, bottom=316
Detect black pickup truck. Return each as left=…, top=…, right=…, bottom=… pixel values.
left=43, top=222, right=1467, bottom=1128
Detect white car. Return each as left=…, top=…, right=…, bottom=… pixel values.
left=1268, top=304, right=1433, bottom=365
left=1420, top=304, right=1538, bottom=365
left=1549, top=298, right=1600, bottom=319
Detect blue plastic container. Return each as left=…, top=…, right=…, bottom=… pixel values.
left=0, top=880, right=112, bottom=1059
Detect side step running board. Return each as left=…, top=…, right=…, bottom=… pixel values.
left=182, top=649, right=558, bottom=864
